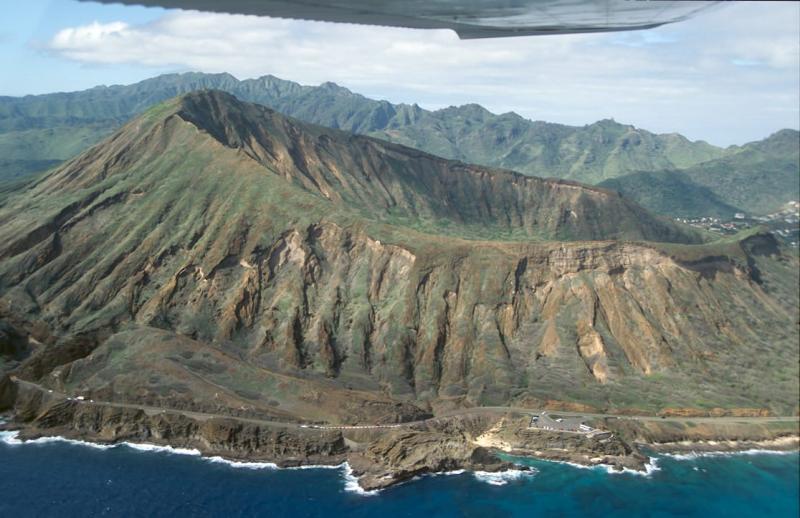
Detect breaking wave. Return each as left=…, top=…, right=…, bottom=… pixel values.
left=0, top=431, right=345, bottom=476
left=0, top=431, right=114, bottom=450
left=122, top=442, right=202, bottom=456
left=473, top=469, right=536, bottom=486
left=341, top=463, right=380, bottom=496
left=598, top=457, right=661, bottom=477
left=663, top=449, right=797, bottom=461
left=527, top=456, right=661, bottom=477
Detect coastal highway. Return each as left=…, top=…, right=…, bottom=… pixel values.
left=8, top=376, right=415, bottom=431
left=7, top=376, right=799, bottom=432
left=435, top=405, right=800, bottom=426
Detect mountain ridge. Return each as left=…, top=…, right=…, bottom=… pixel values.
left=2, top=72, right=796, bottom=217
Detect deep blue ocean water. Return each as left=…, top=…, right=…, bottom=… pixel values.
left=0, top=431, right=797, bottom=517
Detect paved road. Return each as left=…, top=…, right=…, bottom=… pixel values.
left=9, top=376, right=798, bottom=431
left=436, top=405, right=800, bottom=425
left=9, top=376, right=425, bottom=431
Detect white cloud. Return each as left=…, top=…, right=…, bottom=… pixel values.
left=51, top=21, right=129, bottom=46
left=44, top=2, right=799, bottom=145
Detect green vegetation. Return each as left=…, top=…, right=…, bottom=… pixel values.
left=601, top=129, right=800, bottom=217
left=598, top=170, right=741, bottom=218
left=1, top=72, right=795, bottom=220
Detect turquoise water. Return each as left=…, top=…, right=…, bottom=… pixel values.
left=0, top=432, right=797, bottom=517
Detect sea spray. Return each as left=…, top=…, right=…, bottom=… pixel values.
left=598, top=457, right=661, bottom=477
left=0, top=431, right=114, bottom=450
left=0, top=430, right=20, bottom=445
left=508, top=455, right=661, bottom=477
left=204, top=457, right=343, bottom=471
left=122, top=442, right=202, bottom=456
left=663, top=449, right=797, bottom=461
left=341, top=463, right=380, bottom=496
left=473, top=469, right=536, bottom=486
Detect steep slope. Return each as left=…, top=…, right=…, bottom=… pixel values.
left=172, top=91, right=702, bottom=243
left=0, top=91, right=796, bottom=423
left=0, top=72, right=726, bottom=186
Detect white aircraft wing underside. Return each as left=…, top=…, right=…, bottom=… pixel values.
left=81, top=0, right=723, bottom=39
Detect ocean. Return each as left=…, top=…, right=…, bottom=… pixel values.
left=0, top=431, right=797, bottom=517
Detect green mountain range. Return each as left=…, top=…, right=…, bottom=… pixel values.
left=2, top=72, right=797, bottom=217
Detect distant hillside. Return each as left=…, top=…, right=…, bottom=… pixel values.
left=598, top=171, right=741, bottom=219
left=680, top=129, right=800, bottom=215
left=0, top=72, right=796, bottom=217
left=0, top=72, right=724, bottom=184
left=601, top=129, right=800, bottom=217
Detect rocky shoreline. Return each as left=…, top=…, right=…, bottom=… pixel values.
left=3, top=388, right=797, bottom=492
left=3, top=416, right=796, bottom=492
left=645, top=436, right=800, bottom=455
left=3, top=375, right=798, bottom=491
left=1, top=383, right=520, bottom=490
left=0, top=418, right=520, bottom=491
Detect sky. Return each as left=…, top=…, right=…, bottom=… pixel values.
left=0, top=1, right=798, bottom=146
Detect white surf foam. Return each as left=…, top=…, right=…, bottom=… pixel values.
left=728, top=449, right=797, bottom=456
left=473, top=469, right=536, bottom=486
left=0, top=431, right=114, bottom=450
left=598, top=457, right=661, bottom=477
left=121, top=442, right=202, bottom=456
left=341, top=462, right=380, bottom=496
left=529, top=456, right=660, bottom=477
left=204, top=456, right=279, bottom=470
left=663, top=449, right=797, bottom=461
left=540, top=458, right=597, bottom=471
left=1, top=430, right=351, bottom=477
left=0, top=432, right=205, bottom=454
left=0, top=430, right=22, bottom=445
left=33, top=436, right=115, bottom=450
left=200, top=454, right=347, bottom=471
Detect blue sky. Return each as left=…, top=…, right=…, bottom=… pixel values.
left=1, top=0, right=798, bottom=146
left=0, top=1, right=169, bottom=93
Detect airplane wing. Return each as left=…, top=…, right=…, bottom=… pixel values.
left=80, top=0, right=723, bottom=39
